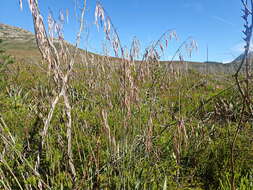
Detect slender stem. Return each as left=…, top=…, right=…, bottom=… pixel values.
left=230, top=1, right=253, bottom=189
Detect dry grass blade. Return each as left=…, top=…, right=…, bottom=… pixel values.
left=95, top=2, right=139, bottom=127
left=25, top=0, right=87, bottom=183
left=143, top=29, right=177, bottom=62
left=95, top=1, right=124, bottom=57
left=101, top=110, right=117, bottom=156
left=145, top=116, right=153, bottom=153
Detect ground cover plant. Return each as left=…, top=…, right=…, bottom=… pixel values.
left=0, top=0, right=253, bottom=189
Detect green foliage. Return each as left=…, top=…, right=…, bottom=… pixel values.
left=0, top=39, right=14, bottom=87
left=0, top=39, right=14, bottom=66
left=219, top=171, right=253, bottom=190
left=0, top=55, right=253, bottom=190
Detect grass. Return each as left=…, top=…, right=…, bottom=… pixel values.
left=0, top=1, right=253, bottom=189
left=0, top=48, right=253, bottom=189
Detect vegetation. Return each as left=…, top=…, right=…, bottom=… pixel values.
left=0, top=0, right=253, bottom=190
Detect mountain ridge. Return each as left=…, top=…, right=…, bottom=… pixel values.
left=232, top=51, right=253, bottom=63
left=0, top=23, right=237, bottom=73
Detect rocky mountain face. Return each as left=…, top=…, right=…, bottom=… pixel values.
left=0, top=23, right=37, bottom=50
left=0, top=23, right=40, bottom=62
left=0, top=23, right=35, bottom=40
left=0, top=23, right=100, bottom=63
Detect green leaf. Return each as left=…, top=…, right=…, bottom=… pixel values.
left=163, top=176, right=167, bottom=190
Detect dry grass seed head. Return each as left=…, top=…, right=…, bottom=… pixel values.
left=19, top=0, right=23, bottom=10
left=130, top=37, right=141, bottom=61
left=95, top=2, right=122, bottom=57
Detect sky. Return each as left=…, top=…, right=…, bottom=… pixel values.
left=0, top=0, right=245, bottom=63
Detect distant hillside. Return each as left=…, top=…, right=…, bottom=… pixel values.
left=0, top=23, right=41, bottom=63
left=0, top=23, right=104, bottom=64
left=0, top=23, right=236, bottom=74
left=232, top=51, right=253, bottom=63
left=228, top=51, right=253, bottom=73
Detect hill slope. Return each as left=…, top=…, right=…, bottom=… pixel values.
left=0, top=23, right=41, bottom=63
left=232, top=51, right=253, bottom=62
left=0, top=23, right=236, bottom=73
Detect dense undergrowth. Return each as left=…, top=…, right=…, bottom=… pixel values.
left=0, top=40, right=253, bottom=189
left=1, top=0, right=253, bottom=189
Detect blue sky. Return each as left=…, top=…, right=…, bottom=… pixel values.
left=0, top=0, right=244, bottom=63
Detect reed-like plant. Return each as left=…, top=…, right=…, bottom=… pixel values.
left=19, top=0, right=87, bottom=187
left=230, top=1, right=253, bottom=190
left=0, top=1, right=249, bottom=189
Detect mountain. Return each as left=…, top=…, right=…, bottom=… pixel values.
left=232, top=51, right=253, bottom=63
left=228, top=51, right=253, bottom=73
left=0, top=23, right=40, bottom=63
left=0, top=23, right=127, bottom=66
left=0, top=23, right=236, bottom=74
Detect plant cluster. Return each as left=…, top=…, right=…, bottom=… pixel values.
left=0, top=0, right=252, bottom=190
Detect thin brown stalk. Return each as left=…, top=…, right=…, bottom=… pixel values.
left=101, top=110, right=117, bottom=156
left=230, top=1, right=253, bottom=189
left=24, top=0, right=87, bottom=183
left=95, top=2, right=136, bottom=128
